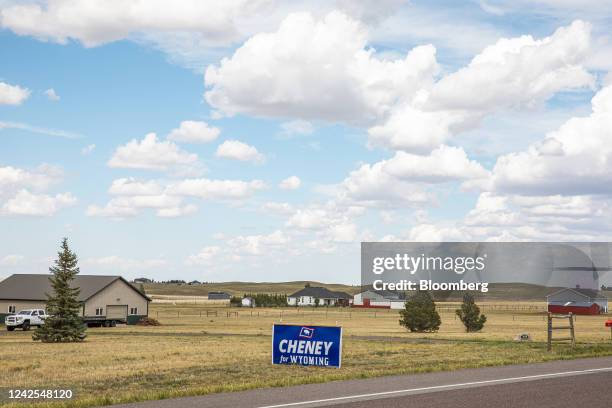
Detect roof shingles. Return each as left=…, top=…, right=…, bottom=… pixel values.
left=0, top=274, right=133, bottom=301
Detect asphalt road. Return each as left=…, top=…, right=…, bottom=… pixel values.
left=111, top=357, right=612, bottom=408
left=326, top=372, right=611, bottom=408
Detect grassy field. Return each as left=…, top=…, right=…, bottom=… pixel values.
left=1, top=303, right=611, bottom=408
left=144, top=281, right=612, bottom=301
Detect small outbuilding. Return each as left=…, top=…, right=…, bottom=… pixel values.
left=352, top=289, right=404, bottom=309
left=546, top=287, right=608, bottom=315
left=0, top=274, right=150, bottom=325
left=287, top=286, right=351, bottom=306
left=207, top=291, right=232, bottom=300
left=241, top=297, right=256, bottom=308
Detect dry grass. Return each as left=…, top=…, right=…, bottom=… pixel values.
left=1, top=303, right=611, bottom=408
left=148, top=302, right=610, bottom=342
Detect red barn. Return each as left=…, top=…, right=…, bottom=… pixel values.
left=546, top=288, right=608, bottom=315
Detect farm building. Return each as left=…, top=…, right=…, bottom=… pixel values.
left=241, top=297, right=255, bottom=308
left=207, top=291, right=231, bottom=300
left=0, top=274, right=150, bottom=325
left=287, top=286, right=351, bottom=306
left=353, top=289, right=405, bottom=309
left=546, top=287, right=608, bottom=315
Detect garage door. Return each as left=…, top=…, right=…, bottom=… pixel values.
left=106, top=305, right=127, bottom=320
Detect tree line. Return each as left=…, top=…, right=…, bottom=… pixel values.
left=230, top=293, right=288, bottom=307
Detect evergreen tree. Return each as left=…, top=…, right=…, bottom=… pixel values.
left=33, top=238, right=87, bottom=342
left=399, top=290, right=441, bottom=332
left=456, top=293, right=487, bottom=332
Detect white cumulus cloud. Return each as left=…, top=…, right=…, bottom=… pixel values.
left=205, top=11, right=438, bottom=124
left=108, top=133, right=202, bottom=175
left=167, top=120, right=220, bottom=143
left=166, top=178, right=266, bottom=200
left=185, top=246, right=221, bottom=266
left=0, top=0, right=265, bottom=47
left=0, top=164, right=63, bottom=193
left=279, top=176, right=301, bottom=190
left=0, top=81, right=30, bottom=105
left=215, top=140, right=264, bottom=163
left=488, top=84, right=612, bottom=195
left=44, top=88, right=60, bottom=101
left=2, top=190, right=76, bottom=216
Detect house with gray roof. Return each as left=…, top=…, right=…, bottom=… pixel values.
left=287, top=286, right=351, bottom=306
left=207, top=291, right=232, bottom=300
left=0, top=274, right=150, bottom=325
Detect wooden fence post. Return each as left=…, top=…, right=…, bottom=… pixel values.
left=569, top=312, right=576, bottom=347
left=547, top=313, right=552, bottom=351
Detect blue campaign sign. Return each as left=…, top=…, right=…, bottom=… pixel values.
left=272, top=324, right=343, bottom=368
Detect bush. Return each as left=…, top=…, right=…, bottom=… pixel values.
left=136, top=317, right=161, bottom=326
left=399, top=290, right=441, bottom=332
left=456, top=293, right=487, bottom=332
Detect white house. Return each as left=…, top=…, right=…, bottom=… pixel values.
left=241, top=297, right=255, bottom=308
left=287, top=286, right=350, bottom=306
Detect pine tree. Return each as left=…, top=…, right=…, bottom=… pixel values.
left=456, top=293, right=487, bottom=332
left=399, top=290, right=441, bottom=332
left=33, top=238, right=87, bottom=342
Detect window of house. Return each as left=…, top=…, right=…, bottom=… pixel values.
left=129, top=307, right=138, bottom=315
left=95, top=307, right=103, bottom=316
left=8, top=305, right=16, bottom=314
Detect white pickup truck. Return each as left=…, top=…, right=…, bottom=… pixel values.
left=5, top=309, right=48, bottom=331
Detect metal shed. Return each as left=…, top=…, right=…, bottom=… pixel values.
left=207, top=291, right=232, bottom=300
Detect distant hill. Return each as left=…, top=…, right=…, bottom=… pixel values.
left=144, top=281, right=611, bottom=301
left=144, top=281, right=362, bottom=297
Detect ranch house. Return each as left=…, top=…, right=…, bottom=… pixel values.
left=546, top=287, right=608, bottom=315
left=0, top=274, right=150, bottom=325
left=287, top=286, right=351, bottom=306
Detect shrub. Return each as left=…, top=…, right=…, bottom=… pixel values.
left=136, top=317, right=161, bottom=326
left=399, top=290, right=441, bottom=332
left=456, top=293, right=487, bottom=332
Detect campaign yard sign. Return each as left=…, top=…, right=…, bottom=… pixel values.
left=272, top=324, right=342, bottom=368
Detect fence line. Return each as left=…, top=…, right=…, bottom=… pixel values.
left=152, top=306, right=558, bottom=321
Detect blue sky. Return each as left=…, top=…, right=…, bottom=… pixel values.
left=1, top=0, right=612, bottom=285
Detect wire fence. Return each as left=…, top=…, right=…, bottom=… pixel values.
left=151, top=303, right=570, bottom=321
